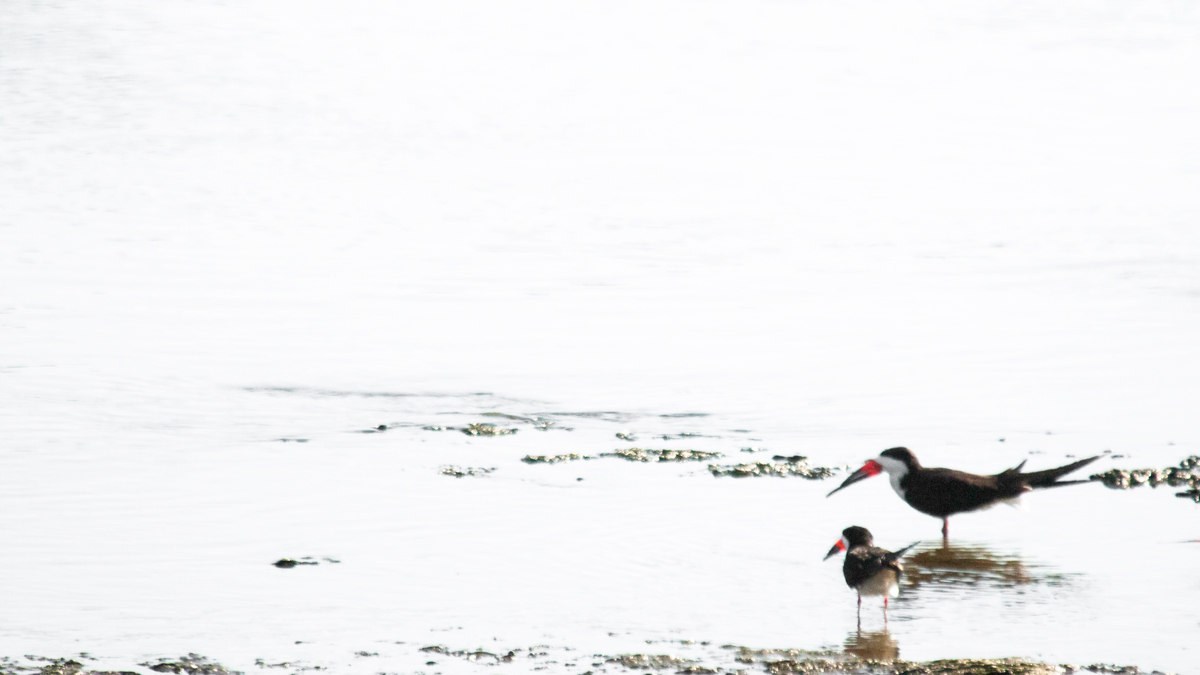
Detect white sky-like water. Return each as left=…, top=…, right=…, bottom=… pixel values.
left=2, top=1, right=1199, bottom=673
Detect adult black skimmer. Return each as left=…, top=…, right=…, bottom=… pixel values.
left=827, top=447, right=1101, bottom=537
left=824, top=526, right=918, bottom=624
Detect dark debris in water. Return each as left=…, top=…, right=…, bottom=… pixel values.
left=522, top=453, right=593, bottom=464
left=418, top=646, right=448, bottom=654
left=522, top=448, right=722, bottom=464
left=38, top=662, right=85, bottom=675
left=709, top=456, right=836, bottom=479
left=12, top=658, right=127, bottom=675
left=141, top=655, right=240, bottom=675
left=729, top=646, right=840, bottom=662
left=440, top=466, right=496, bottom=478
left=763, top=659, right=877, bottom=674
left=1090, top=456, right=1200, bottom=502
left=614, top=647, right=1099, bottom=675
left=463, top=422, right=519, bottom=436
left=331, top=644, right=1167, bottom=675
left=272, top=556, right=339, bottom=568
left=418, top=422, right=523, bottom=435
left=762, top=657, right=1156, bottom=675
left=520, top=449, right=840, bottom=475
left=608, top=654, right=694, bottom=670
left=891, top=658, right=1059, bottom=675
left=616, top=432, right=636, bottom=441
left=607, top=447, right=722, bottom=462
left=0, top=652, right=1164, bottom=675
left=418, top=646, right=514, bottom=663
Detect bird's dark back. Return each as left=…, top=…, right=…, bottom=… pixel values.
left=843, top=545, right=901, bottom=587
left=902, top=467, right=1025, bottom=518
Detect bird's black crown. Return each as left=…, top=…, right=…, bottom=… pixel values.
left=880, top=447, right=920, bottom=468
left=841, top=525, right=874, bottom=547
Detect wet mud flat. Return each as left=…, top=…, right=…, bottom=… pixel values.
left=13, top=389, right=1195, bottom=675
left=0, top=655, right=232, bottom=675
left=518, top=449, right=839, bottom=480
left=0, top=647, right=1165, bottom=675
left=521, top=448, right=724, bottom=464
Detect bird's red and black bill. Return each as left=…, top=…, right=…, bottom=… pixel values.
left=827, top=459, right=883, bottom=497
left=823, top=537, right=847, bottom=560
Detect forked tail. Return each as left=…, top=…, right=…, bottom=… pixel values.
left=887, top=541, right=921, bottom=582
left=1016, top=455, right=1102, bottom=488
left=887, top=541, right=921, bottom=563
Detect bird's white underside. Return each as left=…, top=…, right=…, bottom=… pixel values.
left=855, top=568, right=900, bottom=598
left=977, top=495, right=1025, bottom=511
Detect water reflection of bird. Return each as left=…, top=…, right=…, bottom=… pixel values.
left=843, top=629, right=899, bottom=660
left=824, top=526, right=919, bottom=626
left=826, top=447, right=1100, bottom=538
left=903, top=540, right=1069, bottom=589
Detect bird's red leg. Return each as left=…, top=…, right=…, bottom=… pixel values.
left=941, top=518, right=949, bottom=540
left=884, top=597, right=889, bottom=626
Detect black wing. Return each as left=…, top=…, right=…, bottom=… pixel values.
left=902, top=468, right=1016, bottom=518
left=843, top=545, right=895, bottom=588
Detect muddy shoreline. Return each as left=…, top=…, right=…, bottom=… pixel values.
left=1, top=648, right=1167, bottom=675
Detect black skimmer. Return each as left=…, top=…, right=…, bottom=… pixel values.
left=824, top=526, right=918, bottom=624
left=826, top=447, right=1101, bottom=537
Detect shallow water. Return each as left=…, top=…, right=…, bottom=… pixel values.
left=2, top=0, right=1200, bottom=673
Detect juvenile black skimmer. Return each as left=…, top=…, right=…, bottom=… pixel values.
left=827, top=447, right=1101, bottom=537
left=824, top=526, right=918, bottom=624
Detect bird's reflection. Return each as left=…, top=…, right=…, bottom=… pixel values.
left=903, top=540, right=1071, bottom=589
left=844, top=628, right=899, bottom=660
left=834, top=543, right=1072, bottom=659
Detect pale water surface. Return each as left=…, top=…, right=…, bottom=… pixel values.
left=2, top=1, right=1199, bottom=673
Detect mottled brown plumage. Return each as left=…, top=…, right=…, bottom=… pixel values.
left=824, top=526, right=919, bottom=624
